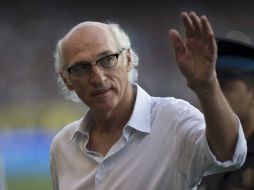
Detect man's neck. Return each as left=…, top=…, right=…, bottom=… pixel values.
left=91, top=84, right=136, bottom=134
left=86, top=84, right=136, bottom=156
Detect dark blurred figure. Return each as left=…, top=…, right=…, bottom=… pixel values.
left=199, top=38, right=254, bottom=190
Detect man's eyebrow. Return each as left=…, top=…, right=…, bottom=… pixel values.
left=96, top=50, right=114, bottom=59
left=70, top=50, right=114, bottom=66
left=70, top=60, right=90, bottom=67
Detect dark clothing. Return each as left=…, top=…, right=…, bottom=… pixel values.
left=199, top=132, right=254, bottom=190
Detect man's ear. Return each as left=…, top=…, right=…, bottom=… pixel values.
left=126, top=49, right=132, bottom=72
left=59, top=72, right=74, bottom=90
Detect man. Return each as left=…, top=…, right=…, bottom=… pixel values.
left=199, top=38, right=254, bottom=190
left=50, top=12, right=247, bottom=190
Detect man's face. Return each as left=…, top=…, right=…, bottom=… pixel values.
left=61, top=23, right=132, bottom=113
left=220, top=78, right=253, bottom=121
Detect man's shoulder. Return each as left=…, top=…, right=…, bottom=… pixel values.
left=150, top=96, right=203, bottom=120
left=152, top=96, right=197, bottom=111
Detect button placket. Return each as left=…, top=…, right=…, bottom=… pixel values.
left=95, top=162, right=106, bottom=189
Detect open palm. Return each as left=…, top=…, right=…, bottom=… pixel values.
left=169, top=12, right=218, bottom=92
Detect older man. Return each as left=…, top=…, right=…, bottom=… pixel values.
left=50, top=12, right=246, bottom=190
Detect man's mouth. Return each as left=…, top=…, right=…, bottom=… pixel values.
left=91, top=88, right=111, bottom=96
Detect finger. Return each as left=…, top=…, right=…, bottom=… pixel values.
left=189, top=11, right=202, bottom=37
left=207, top=33, right=217, bottom=58
left=201, top=15, right=214, bottom=39
left=169, top=29, right=185, bottom=59
left=200, top=16, right=217, bottom=53
left=181, top=12, right=195, bottom=38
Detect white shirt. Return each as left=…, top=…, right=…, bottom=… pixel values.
left=50, top=84, right=247, bottom=190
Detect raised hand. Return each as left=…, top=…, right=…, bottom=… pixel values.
left=169, top=11, right=218, bottom=93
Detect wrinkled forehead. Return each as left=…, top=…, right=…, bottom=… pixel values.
left=62, top=22, right=118, bottom=53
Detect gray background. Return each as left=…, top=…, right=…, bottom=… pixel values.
left=1, top=0, right=254, bottom=106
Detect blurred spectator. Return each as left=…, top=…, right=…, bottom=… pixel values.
left=199, top=38, right=254, bottom=190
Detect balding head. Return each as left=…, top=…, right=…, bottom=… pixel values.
left=63, top=22, right=114, bottom=44
left=61, top=22, right=120, bottom=69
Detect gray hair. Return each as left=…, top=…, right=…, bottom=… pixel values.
left=54, top=22, right=139, bottom=102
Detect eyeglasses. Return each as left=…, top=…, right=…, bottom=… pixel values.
left=67, top=48, right=125, bottom=77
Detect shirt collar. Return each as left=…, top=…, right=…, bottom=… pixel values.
left=68, top=83, right=152, bottom=142
left=126, top=83, right=151, bottom=134
left=68, top=111, right=93, bottom=143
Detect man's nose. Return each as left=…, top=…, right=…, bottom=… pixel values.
left=89, top=65, right=106, bottom=84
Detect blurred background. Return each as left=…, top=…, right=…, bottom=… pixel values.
left=0, top=0, right=253, bottom=189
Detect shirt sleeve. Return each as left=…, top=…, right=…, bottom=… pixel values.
left=201, top=116, right=247, bottom=176
left=176, top=109, right=247, bottom=188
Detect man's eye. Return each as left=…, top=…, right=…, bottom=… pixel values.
left=99, top=55, right=116, bottom=67
left=71, top=64, right=90, bottom=73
